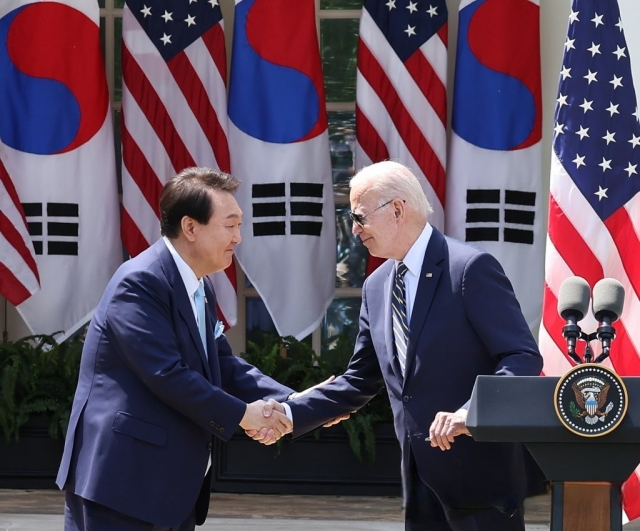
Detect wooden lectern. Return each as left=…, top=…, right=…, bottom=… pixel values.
left=466, top=376, right=640, bottom=531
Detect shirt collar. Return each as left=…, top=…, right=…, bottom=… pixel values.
left=163, top=236, right=201, bottom=297
left=397, top=222, right=433, bottom=277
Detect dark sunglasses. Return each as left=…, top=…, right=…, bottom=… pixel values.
left=349, top=199, right=404, bottom=228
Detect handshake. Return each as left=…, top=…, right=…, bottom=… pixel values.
left=239, top=399, right=293, bottom=445
left=239, top=376, right=351, bottom=445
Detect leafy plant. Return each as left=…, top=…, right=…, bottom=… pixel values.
left=569, top=401, right=581, bottom=418
left=241, top=331, right=392, bottom=463
left=0, top=333, right=83, bottom=443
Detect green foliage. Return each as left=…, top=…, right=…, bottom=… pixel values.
left=0, top=333, right=83, bottom=443
left=241, top=331, right=392, bottom=464
left=569, top=401, right=581, bottom=418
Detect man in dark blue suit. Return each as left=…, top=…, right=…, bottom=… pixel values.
left=285, top=161, right=543, bottom=531
left=57, top=167, right=294, bottom=531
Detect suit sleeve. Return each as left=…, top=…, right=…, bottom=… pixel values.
left=106, top=271, right=246, bottom=440
left=461, top=251, right=543, bottom=379
left=216, top=333, right=294, bottom=403
left=203, top=278, right=294, bottom=403
left=288, top=278, right=385, bottom=437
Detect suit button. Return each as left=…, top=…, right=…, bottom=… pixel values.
left=210, top=421, right=215, bottom=427
left=403, top=396, right=410, bottom=403
left=220, top=427, right=225, bottom=433
left=208, top=443, right=212, bottom=450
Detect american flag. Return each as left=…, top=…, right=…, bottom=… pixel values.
left=121, top=0, right=237, bottom=327
left=0, top=157, right=40, bottom=305
left=539, top=0, right=640, bottom=520
left=356, top=0, right=448, bottom=274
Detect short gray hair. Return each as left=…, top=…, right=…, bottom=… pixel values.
left=350, top=161, right=432, bottom=217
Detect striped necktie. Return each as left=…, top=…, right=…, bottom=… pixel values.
left=195, top=281, right=207, bottom=356
left=392, top=262, right=409, bottom=377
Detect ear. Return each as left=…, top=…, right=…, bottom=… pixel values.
left=180, top=216, right=197, bottom=242
left=392, top=198, right=405, bottom=220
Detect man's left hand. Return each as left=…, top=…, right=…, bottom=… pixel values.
left=428, top=410, right=470, bottom=451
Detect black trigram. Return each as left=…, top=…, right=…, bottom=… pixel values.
left=21, top=202, right=79, bottom=256
left=465, top=189, right=536, bottom=245
left=251, top=182, right=324, bottom=237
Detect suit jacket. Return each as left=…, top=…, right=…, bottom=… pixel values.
left=289, top=228, right=542, bottom=511
left=57, top=239, right=293, bottom=526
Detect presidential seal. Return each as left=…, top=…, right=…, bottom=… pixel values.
left=554, top=364, right=628, bottom=437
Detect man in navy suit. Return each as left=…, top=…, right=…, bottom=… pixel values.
left=57, top=167, right=294, bottom=531
left=285, top=161, right=542, bottom=531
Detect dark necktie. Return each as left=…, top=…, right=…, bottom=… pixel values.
left=392, top=262, right=409, bottom=377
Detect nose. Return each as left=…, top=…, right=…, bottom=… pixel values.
left=234, top=226, right=242, bottom=244
left=352, top=222, right=362, bottom=236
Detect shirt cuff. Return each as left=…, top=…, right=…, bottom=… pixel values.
left=454, top=407, right=468, bottom=420
left=281, top=401, right=293, bottom=432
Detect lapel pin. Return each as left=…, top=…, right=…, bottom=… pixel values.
left=204, top=297, right=208, bottom=304
left=425, top=272, right=433, bottom=278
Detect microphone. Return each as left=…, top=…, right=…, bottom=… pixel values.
left=557, top=276, right=591, bottom=364
left=592, top=278, right=625, bottom=362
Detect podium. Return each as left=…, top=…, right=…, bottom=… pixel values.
left=466, top=376, right=640, bottom=531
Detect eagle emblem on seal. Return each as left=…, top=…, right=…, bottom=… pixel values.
left=571, top=377, right=614, bottom=425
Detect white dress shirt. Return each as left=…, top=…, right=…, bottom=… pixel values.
left=163, top=236, right=202, bottom=328
left=396, top=222, right=433, bottom=325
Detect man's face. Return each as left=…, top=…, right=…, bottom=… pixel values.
left=349, top=183, right=398, bottom=259
left=193, top=190, right=242, bottom=275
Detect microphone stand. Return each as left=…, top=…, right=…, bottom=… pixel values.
left=594, top=323, right=616, bottom=363
left=581, top=332, right=595, bottom=363
left=567, top=330, right=612, bottom=364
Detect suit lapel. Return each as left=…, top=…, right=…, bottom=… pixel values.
left=383, top=265, right=405, bottom=383
left=203, top=279, right=222, bottom=385
left=156, top=240, right=213, bottom=381
left=403, top=229, right=445, bottom=384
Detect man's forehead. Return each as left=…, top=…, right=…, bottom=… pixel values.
left=224, top=209, right=242, bottom=219
left=210, top=190, right=241, bottom=215
left=350, top=185, right=377, bottom=206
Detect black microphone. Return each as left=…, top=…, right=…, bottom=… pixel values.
left=557, top=276, right=590, bottom=364
left=592, top=278, right=625, bottom=363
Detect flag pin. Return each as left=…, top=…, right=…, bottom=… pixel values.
left=425, top=273, right=433, bottom=278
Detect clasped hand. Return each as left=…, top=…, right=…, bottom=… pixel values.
left=243, top=376, right=353, bottom=445
left=239, top=399, right=292, bottom=445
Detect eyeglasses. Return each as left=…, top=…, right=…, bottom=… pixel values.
left=349, top=199, right=398, bottom=228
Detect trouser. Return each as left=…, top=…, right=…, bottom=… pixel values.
left=64, top=490, right=197, bottom=531
left=405, top=458, right=525, bottom=531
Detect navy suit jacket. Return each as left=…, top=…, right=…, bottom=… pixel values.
left=289, top=228, right=542, bottom=511
left=57, top=239, right=293, bottom=526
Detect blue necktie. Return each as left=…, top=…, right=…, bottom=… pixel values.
left=195, top=281, right=207, bottom=356
left=392, top=262, right=409, bottom=377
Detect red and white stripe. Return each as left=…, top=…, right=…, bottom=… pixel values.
left=356, top=6, right=447, bottom=274
left=0, top=157, right=40, bottom=306
left=355, top=7, right=448, bottom=231
left=540, top=152, right=640, bottom=520
left=120, top=5, right=237, bottom=327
